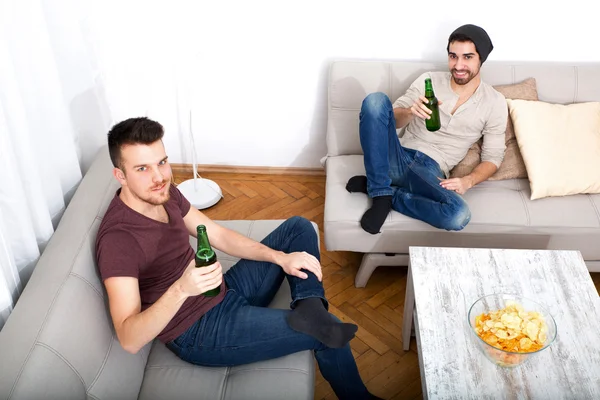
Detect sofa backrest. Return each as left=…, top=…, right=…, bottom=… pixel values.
left=326, top=60, right=600, bottom=157
left=0, top=147, right=149, bottom=400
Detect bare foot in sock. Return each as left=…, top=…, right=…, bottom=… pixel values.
left=287, top=298, right=358, bottom=348
left=360, top=195, right=392, bottom=234
left=346, top=175, right=368, bottom=194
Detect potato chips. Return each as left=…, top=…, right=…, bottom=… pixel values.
left=474, top=300, right=548, bottom=353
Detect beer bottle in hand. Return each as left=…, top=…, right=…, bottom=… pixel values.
left=195, top=225, right=220, bottom=297
left=424, top=78, right=441, bottom=132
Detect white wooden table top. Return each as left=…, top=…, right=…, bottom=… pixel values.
left=409, top=246, right=600, bottom=400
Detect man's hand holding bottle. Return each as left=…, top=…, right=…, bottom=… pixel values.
left=410, top=95, right=443, bottom=120
left=176, top=259, right=223, bottom=298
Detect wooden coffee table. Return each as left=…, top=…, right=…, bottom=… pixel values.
left=402, top=246, right=600, bottom=399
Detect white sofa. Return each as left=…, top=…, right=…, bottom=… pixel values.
left=322, top=60, right=600, bottom=287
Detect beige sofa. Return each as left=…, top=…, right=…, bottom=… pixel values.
left=323, top=60, right=600, bottom=287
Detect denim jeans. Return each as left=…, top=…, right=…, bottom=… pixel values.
left=359, top=92, right=471, bottom=231
left=166, top=216, right=370, bottom=400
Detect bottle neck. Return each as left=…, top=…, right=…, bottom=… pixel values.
left=425, top=81, right=435, bottom=97
left=425, top=81, right=433, bottom=96
left=196, top=226, right=212, bottom=251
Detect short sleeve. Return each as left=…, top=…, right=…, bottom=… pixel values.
left=170, top=184, right=191, bottom=217
left=392, top=72, right=430, bottom=109
left=96, top=228, right=144, bottom=281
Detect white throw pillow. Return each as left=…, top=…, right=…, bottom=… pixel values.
left=506, top=99, right=600, bottom=200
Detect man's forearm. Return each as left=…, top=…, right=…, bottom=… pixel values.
left=184, top=208, right=286, bottom=266
left=464, top=161, right=498, bottom=188
left=394, top=107, right=414, bottom=129
left=118, top=283, right=187, bottom=354
left=216, top=229, right=286, bottom=265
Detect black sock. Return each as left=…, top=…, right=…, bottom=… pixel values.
left=346, top=175, right=368, bottom=194
left=287, top=297, right=358, bottom=348
left=360, top=195, right=392, bottom=234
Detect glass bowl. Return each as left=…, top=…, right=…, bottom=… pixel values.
left=467, top=293, right=557, bottom=368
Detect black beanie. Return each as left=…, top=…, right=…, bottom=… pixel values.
left=447, top=24, right=494, bottom=64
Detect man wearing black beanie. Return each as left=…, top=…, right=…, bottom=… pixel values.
left=347, top=24, right=508, bottom=234
left=447, top=24, right=494, bottom=65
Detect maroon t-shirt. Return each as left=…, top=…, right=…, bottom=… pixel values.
left=95, top=184, right=226, bottom=343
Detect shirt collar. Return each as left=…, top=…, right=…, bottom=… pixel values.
left=445, top=72, right=484, bottom=103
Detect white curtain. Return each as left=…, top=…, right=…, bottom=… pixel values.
left=0, top=0, right=103, bottom=329
left=0, top=0, right=196, bottom=329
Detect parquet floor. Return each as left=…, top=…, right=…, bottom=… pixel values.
left=173, top=170, right=600, bottom=400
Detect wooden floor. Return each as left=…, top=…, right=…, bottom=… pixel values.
left=173, top=170, right=600, bottom=400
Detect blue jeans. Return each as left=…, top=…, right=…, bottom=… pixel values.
left=359, top=92, right=471, bottom=231
left=166, top=216, right=369, bottom=400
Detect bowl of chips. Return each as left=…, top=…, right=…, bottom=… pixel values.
left=467, top=294, right=557, bottom=368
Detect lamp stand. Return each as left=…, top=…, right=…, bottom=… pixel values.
left=176, top=110, right=223, bottom=210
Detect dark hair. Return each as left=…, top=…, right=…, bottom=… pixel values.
left=446, top=33, right=475, bottom=54
left=107, top=117, right=164, bottom=168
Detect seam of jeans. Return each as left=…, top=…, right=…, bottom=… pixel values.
left=335, top=343, right=354, bottom=398
left=250, top=274, right=281, bottom=307
left=280, top=219, right=318, bottom=256
left=230, top=366, right=311, bottom=375
left=189, top=330, right=309, bottom=353
left=407, top=161, right=453, bottom=204
left=369, top=190, right=394, bottom=198
left=290, top=294, right=329, bottom=311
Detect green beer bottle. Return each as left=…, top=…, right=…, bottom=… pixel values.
left=424, top=78, right=441, bottom=132
left=195, top=225, right=220, bottom=297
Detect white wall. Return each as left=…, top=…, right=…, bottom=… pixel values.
left=70, top=0, right=600, bottom=169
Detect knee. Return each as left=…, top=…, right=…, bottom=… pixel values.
left=440, top=201, right=471, bottom=231
left=361, top=92, right=392, bottom=117
left=285, top=216, right=315, bottom=234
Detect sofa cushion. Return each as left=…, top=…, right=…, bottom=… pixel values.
left=507, top=99, right=600, bottom=200
left=324, top=155, right=600, bottom=259
left=140, top=340, right=314, bottom=400
left=450, top=78, right=538, bottom=181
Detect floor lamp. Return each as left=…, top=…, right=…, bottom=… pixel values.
left=176, top=111, right=223, bottom=209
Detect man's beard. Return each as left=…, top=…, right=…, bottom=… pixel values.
left=452, top=68, right=479, bottom=85
left=140, top=181, right=171, bottom=205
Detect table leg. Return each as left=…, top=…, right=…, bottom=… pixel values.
left=402, top=260, right=415, bottom=351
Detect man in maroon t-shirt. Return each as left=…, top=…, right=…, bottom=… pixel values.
left=95, top=117, right=382, bottom=400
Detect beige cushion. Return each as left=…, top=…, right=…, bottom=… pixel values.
left=506, top=99, right=600, bottom=200
left=450, top=78, right=538, bottom=180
